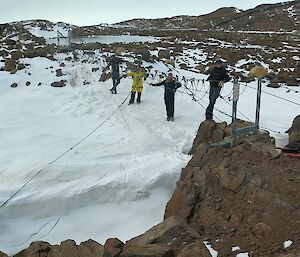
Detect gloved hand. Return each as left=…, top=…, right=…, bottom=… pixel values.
left=122, top=74, right=127, bottom=78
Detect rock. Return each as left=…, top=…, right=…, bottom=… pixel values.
left=14, top=241, right=52, bottom=257
left=125, top=216, right=200, bottom=248
left=104, top=238, right=124, bottom=257
left=5, top=58, right=16, bottom=71
left=176, top=241, right=211, bottom=257
left=189, top=120, right=216, bottom=154
left=0, top=251, right=8, bottom=257
left=51, top=80, right=67, bottom=87
left=158, top=50, right=171, bottom=59
left=99, top=73, right=111, bottom=82
left=120, top=245, right=174, bottom=257
left=11, top=83, right=18, bottom=88
left=164, top=59, right=174, bottom=67
left=253, top=222, right=272, bottom=238
left=165, top=167, right=207, bottom=220
left=26, top=81, right=31, bottom=86
left=92, top=67, right=100, bottom=72
left=285, top=77, right=299, bottom=87
left=11, top=50, right=23, bottom=60
left=115, top=47, right=126, bottom=55
left=60, top=240, right=78, bottom=257
left=56, top=69, right=63, bottom=77
left=289, top=131, right=300, bottom=144
left=78, top=239, right=105, bottom=257
left=218, top=165, right=247, bottom=192
left=287, top=115, right=300, bottom=134
left=59, top=63, right=65, bottom=67
left=17, top=63, right=26, bottom=70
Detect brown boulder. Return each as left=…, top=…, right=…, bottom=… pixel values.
left=60, top=240, right=78, bottom=257
left=289, top=131, right=300, bottom=144
left=104, top=238, right=124, bottom=257
left=78, top=239, right=105, bottom=257
left=14, top=241, right=52, bottom=257
left=287, top=115, right=300, bottom=134
left=5, top=58, right=16, bottom=71
left=120, top=245, right=174, bottom=257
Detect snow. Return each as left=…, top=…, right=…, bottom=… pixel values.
left=204, top=241, right=218, bottom=257
left=232, top=246, right=241, bottom=251
left=283, top=240, right=293, bottom=248
left=236, top=253, right=249, bottom=257
left=0, top=49, right=299, bottom=255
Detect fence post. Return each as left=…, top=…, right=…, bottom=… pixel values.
left=231, top=77, right=240, bottom=138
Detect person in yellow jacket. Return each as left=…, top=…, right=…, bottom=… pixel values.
left=126, top=65, right=146, bottom=104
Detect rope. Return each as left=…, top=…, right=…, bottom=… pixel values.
left=241, top=83, right=300, bottom=107
left=0, top=92, right=131, bottom=208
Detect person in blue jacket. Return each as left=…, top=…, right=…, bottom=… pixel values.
left=152, top=73, right=182, bottom=121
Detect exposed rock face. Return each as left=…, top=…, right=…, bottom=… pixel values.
left=165, top=120, right=300, bottom=256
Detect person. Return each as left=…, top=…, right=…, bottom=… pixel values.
left=205, top=60, right=230, bottom=120
left=126, top=65, right=146, bottom=104
left=109, top=56, right=121, bottom=94
left=152, top=73, right=182, bottom=121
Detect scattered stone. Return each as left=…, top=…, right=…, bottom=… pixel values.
left=92, top=67, right=100, bottom=72
left=26, top=81, right=31, bottom=86
left=11, top=83, right=18, bottom=88
left=56, top=69, right=63, bottom=77
left=51, top=80, right=67, bottom=87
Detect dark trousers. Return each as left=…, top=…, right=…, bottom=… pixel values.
left=165, top=93, right=175, bottom=118
left=129, top=92, right=142, bottom=103
left=205, top=86, right=221, bottom=120
left=110, top=77, right=120, bottom=94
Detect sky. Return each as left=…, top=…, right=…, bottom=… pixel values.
left=0, top=0, right=287, bottom=26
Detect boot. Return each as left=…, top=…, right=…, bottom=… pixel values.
left=128, top=92, right=136, bottom=104
left=137, top=92, right=142, bottom=103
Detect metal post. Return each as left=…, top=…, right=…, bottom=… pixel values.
left=255, top=78, right=262, bottom=131
left=231, top=77, right=239, bottom=137
left=57, top=31, right=60, bottom=47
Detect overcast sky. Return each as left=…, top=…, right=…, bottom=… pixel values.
left=0, top=0, right=286, bottom=26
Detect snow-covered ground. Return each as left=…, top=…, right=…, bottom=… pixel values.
left=0, top=53, right=299, bottom=255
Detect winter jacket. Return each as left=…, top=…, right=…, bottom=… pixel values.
left=127, top=71, right=145, bottom=92
left=207, top=67, right=230, bottom=87
left=152, top=79, right=182, bottom=97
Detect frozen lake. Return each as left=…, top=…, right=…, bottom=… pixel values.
left=47, top=35, right=159, bottom=45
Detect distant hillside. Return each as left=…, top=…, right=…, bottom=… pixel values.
left=115, top=1, right=300, bottom=31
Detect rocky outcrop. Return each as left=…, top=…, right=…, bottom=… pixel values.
left=165, top=120, right=300, bottom=256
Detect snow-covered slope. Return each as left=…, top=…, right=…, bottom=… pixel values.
left=0, top=50, right=299, bottom=255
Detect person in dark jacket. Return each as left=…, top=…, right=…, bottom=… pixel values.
left=205, top=60, right=230, bottom=120
left=152, top=73, right=182, bottom=121
left=109, top=57, right=121, bottom=94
